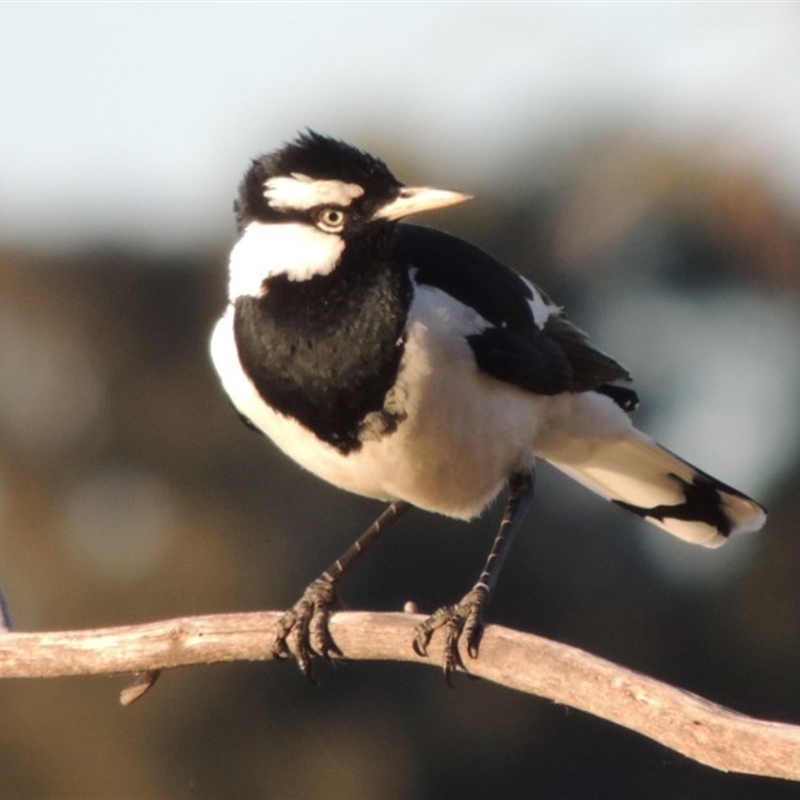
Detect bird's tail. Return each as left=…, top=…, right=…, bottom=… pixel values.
left=544, top=430, right=766, bottom=546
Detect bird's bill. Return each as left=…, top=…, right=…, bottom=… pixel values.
left=373, top=187, right=472, bottom=221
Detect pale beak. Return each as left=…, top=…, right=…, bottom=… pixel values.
left=373, top=186, right=472, bottom=221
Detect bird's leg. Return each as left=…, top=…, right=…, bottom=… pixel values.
left=413, top=469, right=535, bottom=681
left=273, top=499, right=411, bottom=678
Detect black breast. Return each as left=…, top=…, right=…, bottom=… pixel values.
left=233, top=254, right=412, bottom=454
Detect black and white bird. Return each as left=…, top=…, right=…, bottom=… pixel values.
left=211, top=131, right=766, bottom=677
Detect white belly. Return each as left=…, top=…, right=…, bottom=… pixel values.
left=211, top=286, right=549, bottom=519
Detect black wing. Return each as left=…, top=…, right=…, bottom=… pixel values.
left=393, top=223, right=538, bottom=334
left=393, top=224, right=638, bottom=406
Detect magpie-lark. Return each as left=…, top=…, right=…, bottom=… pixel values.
left=211, top=131, right=767, bottom=678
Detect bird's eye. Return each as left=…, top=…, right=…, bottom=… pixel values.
left=315, top=207, right=347, bottom=233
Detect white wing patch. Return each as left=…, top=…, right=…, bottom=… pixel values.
left=522, top=275, right=560, bottom=328
left=264, top=172, right=364, bottom=211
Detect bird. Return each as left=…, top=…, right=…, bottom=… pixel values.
left=210, top=131, right=767, bottom=678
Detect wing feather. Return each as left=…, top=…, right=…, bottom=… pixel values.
left=394, top=224, right=635, bottom=401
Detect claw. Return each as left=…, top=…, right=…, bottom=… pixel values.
left=412, top=584, right=488, bottom=682
left=272, top=577, right=341, bottom=680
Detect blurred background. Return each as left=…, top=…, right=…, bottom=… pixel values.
left=2, top=4, right=800, bottom=798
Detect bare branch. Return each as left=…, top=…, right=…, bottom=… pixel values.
left=1, top=610, right=798, bottom=781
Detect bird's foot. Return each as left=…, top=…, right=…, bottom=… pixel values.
left=272, top=577, right=341, bottom=680
left=412, top=584, right=489, bottom=683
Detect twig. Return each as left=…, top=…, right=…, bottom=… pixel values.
left=119, top=668, right=162, bottom=706
left=0, top=582, right=12, bottom=632
left=0, top=610, right=798, bottom=780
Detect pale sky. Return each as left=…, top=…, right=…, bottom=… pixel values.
left=1, top=2, right=799, bottom=251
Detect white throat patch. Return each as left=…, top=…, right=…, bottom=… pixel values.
left=263, top=172, right=364, bottom=211
left=227, top=221, right=345, bottom=299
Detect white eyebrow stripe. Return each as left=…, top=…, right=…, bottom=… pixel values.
left=263, top=172, right=365, bottom=210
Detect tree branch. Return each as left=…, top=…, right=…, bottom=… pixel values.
left=1, top=610, right=798, bottom=781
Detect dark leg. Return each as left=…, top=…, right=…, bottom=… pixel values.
left=413, top=469, right=535, bottom=680
left=273, top=500, right=411, bottom=678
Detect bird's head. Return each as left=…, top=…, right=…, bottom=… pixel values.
left=227, top=131, right=470, bottom=298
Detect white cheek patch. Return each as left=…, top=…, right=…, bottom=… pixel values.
left=263, top=172, right=364, bottom=211
left=227, top=221, right=345, bottom=299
